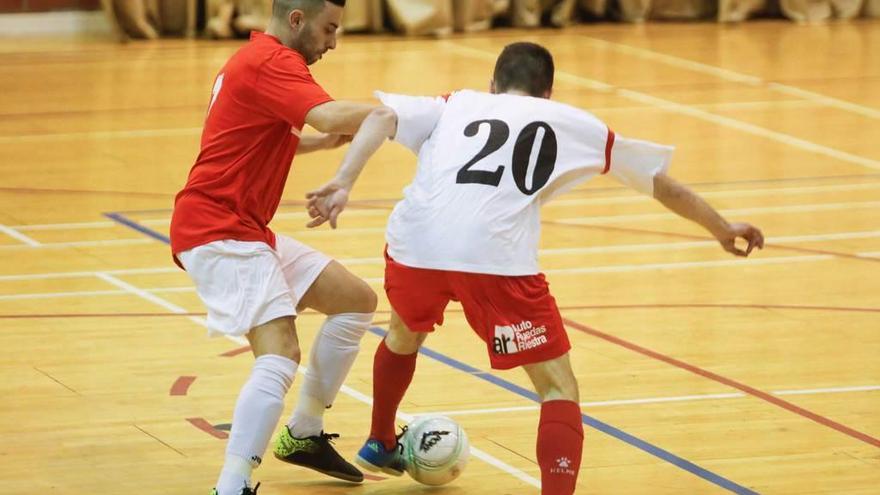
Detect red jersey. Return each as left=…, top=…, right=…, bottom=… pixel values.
left=170, top=32, right=333, bottom=258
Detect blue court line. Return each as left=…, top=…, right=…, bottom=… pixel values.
left=367, top=327, right=758, bottom=495
left=107, top=211, right=759, bottom=495
left=108, top=207, right=174, bottom=216
left=104, top=212, right=170, bottom=243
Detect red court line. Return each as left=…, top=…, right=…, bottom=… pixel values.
left=170, top=376, right=196, bottom=396
left=187, top=417, right=229, bottom=439
left=220, top=346, right=252, bottom=357
left=562, top=317, right=880, bottom=449
left=542, top=220, right=880, bottom=264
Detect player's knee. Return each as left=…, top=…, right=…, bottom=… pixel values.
left=361, top=283, right=378, bottom=313
left=249, top=317, right=301, bottom=362
left=346, top=278, right=377, bottom=314
left=266, top=335, right=301, bottom=363
left=386, top=325, right=425, bottom=354
left=526, top=355, right=580, bottom=402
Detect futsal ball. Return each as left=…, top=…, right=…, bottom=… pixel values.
left=401, top=415, right=470, bottom=486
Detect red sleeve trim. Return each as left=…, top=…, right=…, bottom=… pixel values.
left=603, top=128, right=615, bottom=175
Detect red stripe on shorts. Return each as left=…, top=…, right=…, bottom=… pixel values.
left=603, top=128, right=615, bottom=174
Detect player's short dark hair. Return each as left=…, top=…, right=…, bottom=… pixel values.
left=492, top=42, right=555, bottom=97
left=273, top=0, right=345, bottom=19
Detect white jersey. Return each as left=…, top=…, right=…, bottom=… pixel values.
left=378, top=90, right=673, bottom=276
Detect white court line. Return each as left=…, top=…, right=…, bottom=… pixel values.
left=9, top=246, right=872, bottom=300
left=338, top=383, right=541, bottom=489
left=543, top=254, right=832, bottom=275
left=7, top=180, right=880, bottom=233
left=94, top=272, right=241, bottom=344
left=5, top=229, right=878, bottom=254
left=4, top=238, right=880, bottom=286
left=593, top=100, right=821, bottom=113
left=0, top=224, right=41, bottom=246
left=13, top=220, right=118, bottom=231
left=775, top=385, right=880, bottom=395
left=0, top=102, right=821, bottom=144
left=134, top=218, right=387, bottom=237
left=0, top=281, right=386, bottom=301
left=557, top=200, right=880, bottom=225
left=0, top=286, right=195, bottom=301
left=618, top=89, right=880, bottom=171
left=764, top=230, right=880, bottom=243
left=443, top=43, right=880, bottom=172
left=580, top=37, right=880, bottom=120
left=0, top=127, right=202, bottom=144
left=583, top=38, right=761, bottom=85
left=765, top=83, right=880, bottom=120
left=0, top=266, right=179, bottom=281
left=0, top=289, right=132, bottom=301
left=2, top=252, right=870, bottom=301
left=541, top=230, right=880, bottom=256
left=0, top=238, right=152, bottom=250
left=134, top=210, right=390, bottom=225
left=94, top=273, right=541, bottom=489
left=429, top=386, right=880, bottom=418
left=550, top=181, right=880, bottom=208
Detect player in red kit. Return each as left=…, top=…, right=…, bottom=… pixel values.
left=169, top=2, right=379, bottom=494
left=305, top=42, right=764, bottom=494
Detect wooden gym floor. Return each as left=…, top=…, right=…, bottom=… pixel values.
left=0, top=20, right=878, bottom=495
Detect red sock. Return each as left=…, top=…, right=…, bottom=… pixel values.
left=536, top=400, right=584, bottom=495
left=370, top=339, right=418, bottom=450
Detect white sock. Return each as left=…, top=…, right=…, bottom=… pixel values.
left=216, top=455, right=253, bottom=495
left=217, top=354, right=297, bottom=495
left=288, top=313, right=371, bottom=438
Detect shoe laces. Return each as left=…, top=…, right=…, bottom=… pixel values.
left=394, top=425, right=408, bottom=455
left=320, top=431, right=341, bottom=444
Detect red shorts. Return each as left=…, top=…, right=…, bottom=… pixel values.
left=384, top=251, right=570, bottom=370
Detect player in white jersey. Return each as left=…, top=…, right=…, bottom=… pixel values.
left=305, top=42, right=764, bottom=494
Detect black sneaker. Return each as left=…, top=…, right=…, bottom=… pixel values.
left=273, top=426, right=364, bottom=483
left=210, top=481, right=260, bottom=495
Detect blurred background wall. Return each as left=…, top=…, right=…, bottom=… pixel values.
left=0, top=0, right=877, bottom=40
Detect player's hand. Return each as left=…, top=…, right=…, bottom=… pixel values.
left=305, top=180, right=350, bottom=229
left=715, top=222, right=764, bottom=257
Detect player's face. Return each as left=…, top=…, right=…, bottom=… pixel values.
left=295, top=3, right=342, bottom=65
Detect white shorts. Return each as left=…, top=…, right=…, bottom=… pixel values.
left=177, top=235, right=332, bottom=337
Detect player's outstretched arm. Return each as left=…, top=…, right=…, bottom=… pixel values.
left=296, top=133, right=352, bottom=154
left=652, top=173, right=764, bottom=257
left=305, top=100, right=377, bottom=135
left=305, top=105, right=398, bottom=229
